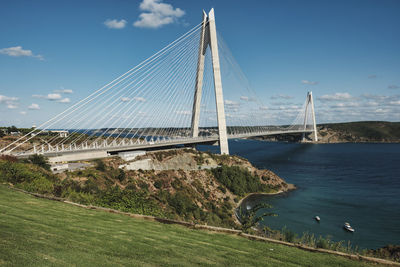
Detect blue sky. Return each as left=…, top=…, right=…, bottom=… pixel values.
left=1, top=0, right=399, bottom=127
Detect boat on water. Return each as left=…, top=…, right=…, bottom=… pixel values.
left=343, top=222, right=355, bottom=232
left=315, top=216, right=320, bottom=222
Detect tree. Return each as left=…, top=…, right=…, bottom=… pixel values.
left=7, top=126, right=18, bottom=133
left=117, top=169, right=126, bottom=182
left=28, top=154, right=51, bottom=171
left=95, top=159, right=105, bottom=171
left=238, top=203, right=276, bottom=232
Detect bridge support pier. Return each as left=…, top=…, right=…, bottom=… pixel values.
left=302, top=91, right=318, bottom=142
left=191, top=8, right=229, bottom=155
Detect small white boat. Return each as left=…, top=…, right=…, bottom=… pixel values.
left=315, top=216, right=320, bottom=222
left=343, top=222, right=355, bottom=232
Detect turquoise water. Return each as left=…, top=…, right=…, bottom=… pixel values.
left=198, top=140, right=400, bottom=249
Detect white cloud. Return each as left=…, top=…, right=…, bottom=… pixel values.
left=20, top=111, right=27, bottom=115
left=134, top=96, right=146, bottom=102
left=33, top=93, right=62, bottom=101
left=388, top=85, right=400, bottom=89
left=226, top=113, right=247, bottom=119
left=57, top=98, right=71, bottom=103
left=175, top=110, right=191, bottom=115
left=28, top=103, right=40, bottom=110
left=47, top=93, right=62, bottom=100
left=54, top=89, right=73, bottom=94
left=133, top=0, right=185, bottom=29
left=0, top=46, right=44, bottom=60
left=104, top=19, right=127, bottom=29
left=121, top=96, right=145, bottom=103
left=318, top=92, right=353, bottom=101
left=259, top=106, right=268, bottom=110
left=240, top=96, right=249, bottom=101
left=330, top=102, right=359, bottom=108
left=360, top=94, right=386, bottom=101
left=301, top=80, right=318, bottom=85
left=7, top=103, right=18, bottom=109
left=389, top=100, right=400, bottom=105
left=224, top=100, right=239, bottom=106
left=0, top=94, right=19, bottom=109
left=365, top=101, right=379, bottom=107
left=0, top=95, right=18, bottom=103
left=270, top=94, right=293, bottom=100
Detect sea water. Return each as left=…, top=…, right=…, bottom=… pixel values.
left=198, top=140, right=400, bottom=249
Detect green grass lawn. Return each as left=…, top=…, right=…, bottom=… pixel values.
left=0, top=185, right=377, bottom=266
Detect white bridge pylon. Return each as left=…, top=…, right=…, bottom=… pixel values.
left=0, top=9, right=317, bottom=159
left=192, top=9, right=228, bottom=154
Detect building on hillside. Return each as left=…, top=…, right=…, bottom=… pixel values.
left=50, top=130, right=69, bottom=137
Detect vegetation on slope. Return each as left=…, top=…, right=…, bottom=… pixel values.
left=0, top=150, right=290, bottom=229
left=212, top=165, right=282, bottom=197
left=0, top=185, right=378, bottom=266
left=318, top=121, right=400, bottom=142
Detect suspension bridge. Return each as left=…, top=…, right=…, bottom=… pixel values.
left=0, top=9, right=317, bottom=162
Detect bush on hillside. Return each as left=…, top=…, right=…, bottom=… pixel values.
left=28, top=154, right=50, bottom=171
left=95, top=159, right=106, bottom=171
left=211, top=165, right=266, bottom=196
left=167, top=191, right=196, bottom=215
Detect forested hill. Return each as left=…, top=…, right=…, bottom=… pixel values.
left=318, top=121, right=400, bottom=143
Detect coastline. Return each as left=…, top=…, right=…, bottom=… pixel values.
left=234, top=186, right=296, bottom=225
left=237, top=188, right=295, bottom=208
left=248, top=137, right=400, bottom=144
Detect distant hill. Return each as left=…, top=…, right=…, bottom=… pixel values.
left=318, top=121, right=400, bottom=143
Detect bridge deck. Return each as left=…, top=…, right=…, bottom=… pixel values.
left=12, top=129, right=313, bottom=159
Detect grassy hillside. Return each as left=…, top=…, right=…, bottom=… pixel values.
left=318, top=121, right=400, bottom=142
left=0, top=186, right=377, bottom=266
left=0, top=151, right=292, bottom=229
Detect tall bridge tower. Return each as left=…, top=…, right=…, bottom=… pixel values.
left=191, top=8, right=229, bottom=155
left=303, top=91, right=318, bottom=142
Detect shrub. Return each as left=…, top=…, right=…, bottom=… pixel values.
left=83, top=178, right=100, bottom=194
left=0, top=155, right=18, bottom=162
left=154, top=180, right=163, bottom=189
left=138, top=180, right=149, bottom=192
left=211, top=165, right=265, bottom=196
left=0, top=160, right=42, bottom=184
left=28, top=154, right=50, bottom=171
left=168, top=191, right=195, bottom=215
left=283, top=227, right=297, bottom=243
left=22, top=176, right=54, bottom=194
left=95, top=159, right=105, bottom=171
left=218, top=185, right=226, bottom=194
left=239, top=203, right=276, bottom=232
left=117, top=169, right=126, bottom=182
left=316, top=237, right=330, bottom=249
left=192, top=179, right=205, bottom=194
left=171, top=179, right=182, bottom=190
left=261, top=175, right=270, bottom=182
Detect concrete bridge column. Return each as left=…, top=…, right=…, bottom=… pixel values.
left=191, top=11, right=207, bottom=139
left=309, top=91, right=318, bottom=142
left=302, top=91, right=318, bottom=142
left=208, top=8, right=229, bottom=154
